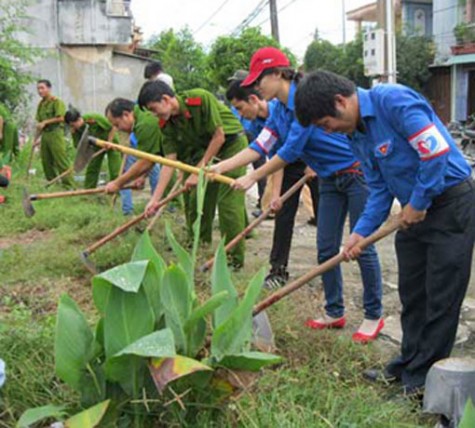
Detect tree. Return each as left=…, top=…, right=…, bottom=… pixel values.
left=208, top=27, right=297, bottom=88
left=0, top=0, right=41, bottom=111
left=396, top=33, right=434, bottom=94
left=303, top=32, right=369, bottom=87
left=147, top=27, right=214, bottom=92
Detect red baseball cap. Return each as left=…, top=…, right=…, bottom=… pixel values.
left=241, top=47, right=290, bottom=87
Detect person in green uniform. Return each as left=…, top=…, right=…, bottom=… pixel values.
left=36, top=79, right=74, bottom=188
left=103, top=98, right=162, bottom=194
left=0, top=103, right=19, bottom=162
left=64, top=108, right=121, bottom=189
left=137, top=80, right=248, bottom=267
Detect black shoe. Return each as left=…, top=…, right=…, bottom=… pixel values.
left=307, top=217, right=317, bottom=226
left=362, top=368, right=400, bottom=384
left=264, top=267, right=289, bottom=290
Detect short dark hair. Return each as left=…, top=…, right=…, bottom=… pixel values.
left=258, top=67, right=302, bottom=85
left=144, top=61, right=163, bottom=79
left=295, top=70, right=356, bottom=126
left=37, top=79, right=52, bottom=88
left=64, top=108, right=81, bottom=124
left=105, top=98, right=135, bottom=118
left=138, top=80, right=175, bottom=110
left=226, top=79, right=263, bottom=102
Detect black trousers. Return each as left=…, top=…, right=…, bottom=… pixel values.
left=252, top=156, right=267, bottom=208
left=386, top=181, right=475, bottom=388
left=270, top=161, right=319, bottom=269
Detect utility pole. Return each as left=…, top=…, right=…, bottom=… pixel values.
left=270, top=0, right=280, bottom=42
left=385, top=0, right=397, bottom=83
left=342, top=0, right=346, bottom=45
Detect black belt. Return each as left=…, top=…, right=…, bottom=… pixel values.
left=432, top=178, right=475, bottom=207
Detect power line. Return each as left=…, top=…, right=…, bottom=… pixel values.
left=255, top=0, right=300, bottom=28
left=231, top=0, right=269, bottom=36
left=193, top=0, right=232, bottom=35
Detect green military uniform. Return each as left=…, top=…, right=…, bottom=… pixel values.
left=36, top=95, right=74, bottom=187
left=160, top=89, right=248, bottom=266
left=133, top=105, right=163, bottom=154
left=0, top=104, right=19, bottom=162
left=71, top=113, right=122, bottom=189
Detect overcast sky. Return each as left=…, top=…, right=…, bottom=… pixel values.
left=130, top=0, right=372, bottom=60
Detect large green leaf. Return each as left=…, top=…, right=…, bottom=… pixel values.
left=65, top=400, right=110, bottom=428
left=211, top=268, right=266, bottom=360
left=91, top=278, right=112, bottom=315
left=95, top=260, right=149, bottom=293
left=113, top=329, right=176, bottom=358
left=184, top=291, right=229, bottom=333
left=149, top=355, right=212, bottom=393
left=132, top=231, right=167, bottom=323
left=188, top=317, right=207, bottom=359
left=55, top=294, right=94, bottom=392
left=211, top=240, right=238, bottom=327
left=460, top=398, right=475, bottom=428
left=219, top=352, right=283, bottom=372
left=161, top=264, right=193, bottom=355
left=104, top=329, right=177, bottom=395
left=132, top=230, right=166, bottom=273
left=103, top=286, right=155, bottom=397
left=165, top=222, right=194, bottom=291
left=17, top=405, right=67, bottom=428
left=103, top=286, right=155, bottom=358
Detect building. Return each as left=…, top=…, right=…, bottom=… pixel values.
left=430, top=0, right=475, bottom=123
left=19, top=0, right=155, bottom=120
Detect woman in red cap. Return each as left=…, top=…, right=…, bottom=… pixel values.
left=213, top=47, right=384, bottom=343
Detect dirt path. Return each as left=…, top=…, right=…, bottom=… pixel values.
left=243, top=191, right=475, bottom=358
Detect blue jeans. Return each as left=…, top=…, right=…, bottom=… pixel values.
left=120, top=156, right=160, bottom=215
left=318, top=173, right=383, bottom=320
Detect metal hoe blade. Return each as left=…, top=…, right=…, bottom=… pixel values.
left=73, top=125, right=94, bottom=173
left=22, top=188, right=35, bottom=217
left=79, top=251, right=98, bottom=275
left=252, top=311, right=275, bottom=352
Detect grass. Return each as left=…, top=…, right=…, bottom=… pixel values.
left=0, top=152, right=435, bottom=427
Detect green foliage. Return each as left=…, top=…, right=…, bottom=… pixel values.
left=460, top=398, right=475, bottom=428
left=17, top=404, right=67, bottom=428
left=0, top=0, right=42, bottom=111
left=208, top=27, right=297, bottom=88
left=396, top=33, right=434, bottom=93
left=63, top=400, right=110, bottom=428
left=146, top=27, right=215, bottom=92
left=304, top=33, right=369, bottom=87
left=304, top=31, right=434, bottom=93
left=454, top=22, right=475, bottom=44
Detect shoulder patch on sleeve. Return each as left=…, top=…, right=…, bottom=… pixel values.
left=255, top=126, right=279, bottom=154
left=408, top=124, right=450, bottom=160
left=185, top=97, right=202, bottom=106
left=159, top=118, right=167, bottom=129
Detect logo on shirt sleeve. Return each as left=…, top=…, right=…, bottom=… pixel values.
left=408, top=124, right=449, bottom=160
left=255, top=127, right=278, bottom=154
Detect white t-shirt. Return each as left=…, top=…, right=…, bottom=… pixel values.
left=155, top=73, right=174, bottom=90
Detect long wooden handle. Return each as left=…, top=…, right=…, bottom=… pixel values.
left=31, top=183, right=136, bottom=201
left=84, top=186, right=187, bottom=255
left=146, top=179, right=184, bottom=231
left=90, top=137, right=235, bottom=186
left=201, top=175, right=310, bottom=272
left=252, top=215, right=402, bottom=316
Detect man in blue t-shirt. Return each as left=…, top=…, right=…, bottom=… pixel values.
left=294, top=70, right=475, bottom=396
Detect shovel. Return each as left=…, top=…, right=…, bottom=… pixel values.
left=22, top=183, right=137, bottom=218
left=200, top=175, right=310, bottom=272
left=77, top=136, right=235, bottom=186
left=80, top=186, right=188, bottom=273
left=251, top=215, right=402, bottom=351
